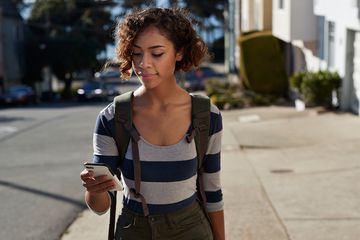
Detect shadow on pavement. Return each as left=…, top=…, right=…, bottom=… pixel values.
left=0, top=100, right=109, bottom=110
left=0, top=116, right=31, bottom=123
left=0, top=180, right=86, bottom=208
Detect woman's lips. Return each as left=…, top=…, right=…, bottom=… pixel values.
left=140, top=73, right=157, bottom=80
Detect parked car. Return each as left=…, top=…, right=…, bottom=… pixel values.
left=94, top=67, right=120, bottom=80
left=0, top=85, right=37, bottom=106
left=183, top=66, right=226, bottom=91
left=103, top=77, right=141, bottom=100
left=76, top=80, right=108, bottom=101
left=103, top=81, right=122, bottom=100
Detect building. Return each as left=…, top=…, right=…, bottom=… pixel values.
left=226, top=0, right=273, bottom=76
left=241, top=0, right=272, bottom=32
left=230, top=0, right=360, bottom=115
left=272, top=0, right=320, bottom=76
left=313, top=0, right=360, bottom=114
left=0, top=2, right=25, bottom=93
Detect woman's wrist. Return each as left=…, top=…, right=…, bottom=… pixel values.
left=85, top=191, right=110, bottom=212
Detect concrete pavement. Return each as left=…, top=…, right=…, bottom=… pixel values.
left=61, top=106, right=360, bottom=240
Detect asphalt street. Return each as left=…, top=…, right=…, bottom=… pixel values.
left=0, top=102, right=108, bottom=240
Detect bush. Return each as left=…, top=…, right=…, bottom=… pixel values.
left=239, top=31, right=288, bottom=96
left=205, top=78, right=230, bottom=96
left=205, top=78, right=243, bottom=110
left=205, top=78, right=288, bottom=109
left=289, top=71, right=306, bottom=91
left=290, top=70, right=341, bottom=107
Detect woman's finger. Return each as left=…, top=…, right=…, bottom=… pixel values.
left=80, top=169, right=94, bottom=181
left=84, top=179, right=115, bottom=193
left=94, top=180, right=116, bottom=193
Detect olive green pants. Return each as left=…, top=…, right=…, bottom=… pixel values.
left=115, top=201, right=213, bottom=240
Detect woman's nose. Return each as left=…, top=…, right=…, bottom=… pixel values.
left=139, top=54, right=151, bottom=68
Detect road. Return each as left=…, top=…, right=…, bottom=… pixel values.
left=0, top=102, right=108, bottom=240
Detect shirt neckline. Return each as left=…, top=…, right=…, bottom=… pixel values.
left=137, top=124, right=193, bottom=149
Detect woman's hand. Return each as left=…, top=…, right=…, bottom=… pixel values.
left=80, top=168, right=115, bottom=213
left=80, top=168, right=116, bottom=194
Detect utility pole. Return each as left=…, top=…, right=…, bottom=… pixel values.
left=234, top=0, right=241, bottom=73
left=0, top=6, right=6, bottom=93
left=224, top=0, right=229, bottom=73
left=44, top=8, right=53, bottom=101
left=224, top=0, right=238, bottom=82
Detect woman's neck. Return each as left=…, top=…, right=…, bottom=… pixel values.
left=134, top=80, right=188, bottom=108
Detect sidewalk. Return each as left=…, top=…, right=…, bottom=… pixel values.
left=61, top=106, right=360, bottom=240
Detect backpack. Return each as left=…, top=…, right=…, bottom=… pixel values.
left=108, top=91, right=210, bottom=240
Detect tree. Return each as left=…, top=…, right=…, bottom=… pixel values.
left=120, top=0, right=156, bottom=10
left=26, top=0, right=116, bottom=99
left=117, top=0, right=225, bottom=45
left=184, top=0, right=224, bottom=22
left=184, top=0, right=224, bottom=44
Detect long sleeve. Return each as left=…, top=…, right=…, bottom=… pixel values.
left=201, top=104, right=223, bottom=212
left=92, top=103, right=119, bottom=172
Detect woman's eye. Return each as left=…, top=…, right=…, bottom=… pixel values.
left=132, top=53, right=142, bottom=56
left=152, top=53, right=164, bottom=57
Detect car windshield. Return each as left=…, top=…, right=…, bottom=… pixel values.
left=100, top=71, right=119, bottom=78
left=82, top=81, right=101, bottom=90
left=8, top=86, right=31, bottom=93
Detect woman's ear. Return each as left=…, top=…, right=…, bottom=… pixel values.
left=176, top=49, right=184, bottom=61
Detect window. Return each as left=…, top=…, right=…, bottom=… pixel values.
left=317, top=16, right=325, bottom=60
left=328, top=22, right=335, bottom=68
left=254, top=0, right=260, bottom=30
left=279, top=0, right=284, bottom=9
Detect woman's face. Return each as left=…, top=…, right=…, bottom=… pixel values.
left=132, top=25, right=182, bottom=89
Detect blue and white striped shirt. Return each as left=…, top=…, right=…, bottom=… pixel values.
left=92, top=102, right=223, bottom=215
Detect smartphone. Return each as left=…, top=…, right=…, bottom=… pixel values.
left=84, top=162, right=123, bottom=191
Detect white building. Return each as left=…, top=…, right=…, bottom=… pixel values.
left=226, top=0, right=273, bottom=78
left=272, top=0, right=321, bottom=75
left=313, top=0, right=360, bottom=114
left=241, top=0, right=273, bottom=32
left=272, top=0, right=360, bottom=114
left=231, top=0, right=360, bottom=115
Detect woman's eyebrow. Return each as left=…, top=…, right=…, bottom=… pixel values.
left=133, top=44, right=165, bottom=49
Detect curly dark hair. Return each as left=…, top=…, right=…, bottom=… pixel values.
left=115, top=7, right=209, bottom=80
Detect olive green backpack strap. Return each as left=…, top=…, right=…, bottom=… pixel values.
left=108, top=91, right=133, bottom=240
left=189, top=94, right=211, bottom=205
left=113, top=91, right=133, bottom=163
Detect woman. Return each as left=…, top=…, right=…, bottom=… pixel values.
left=80, top=7, right=225, bottom=240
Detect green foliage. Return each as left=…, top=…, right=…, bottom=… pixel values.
left=205, top=78, right=231, bottom=96
left=119, top=0, right=156, bottom=11
left=25, top=0, right=115, bottom=98
left=27, top=0, right=115, bottom=75
left=205, top=78, right=290, bottom=110
left=205, top=78, right=243, bottom=110
left=289, top=71, right=306, bottom=91
left=209, top=36, right=224, bottom=62
left=117, top=0, right=225, bottom=44
left=290, top=70, right=341, bottom=107
left=239, top=32, right=288, bottom=96
left=183, top=0, right=224, bottom=22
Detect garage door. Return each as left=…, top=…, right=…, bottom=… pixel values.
left=352, top=32, right=360, bottom=114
